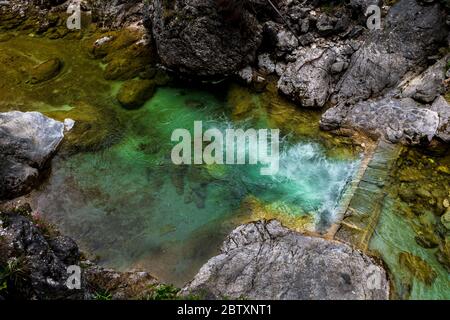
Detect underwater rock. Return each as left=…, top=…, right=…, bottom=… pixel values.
left=103, top=41, right=153, bottom=81
left=0, top=111, right=65, bottom=200
left=321, top=97, right=439, bottom=145
left=29, top=58, right=62, bottom=84
left=181, top=220, right=389, bottom=300
left=436, top=238, right=450, bottom=272
left=441, top=209, right=450, bottom=230
left=398, top=252, right=437, bottom=285
left=151, top=0, right=262, bottom=77
left=117, top=79, right=155, bottom=110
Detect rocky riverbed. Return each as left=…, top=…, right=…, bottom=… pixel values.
left=0, top=0, right=449, bottom=300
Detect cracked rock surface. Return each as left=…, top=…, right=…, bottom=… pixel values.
left=181, top=220, right=389, bottom=300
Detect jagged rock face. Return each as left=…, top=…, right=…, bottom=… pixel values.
left=401, top=56, right=449, bottom=104
left=430, top=96, right=450, bottom=143
left=181, top=220, right=389, bottom=300
left=151, top=0, right=263, bottom=77
left=320, top=97, right=440, bottom=145
left=0, top=112, right=66, bottom=200
left=277, top=43, right=355, bottom=108
left=0, top=207, right=83, bottom=300
left=335, top=0, right=447, bottom=104
left=89, top=0, right=145, bottom=29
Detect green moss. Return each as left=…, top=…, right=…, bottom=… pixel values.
left=145, top=284, right=180, bottom=300
left=117, top=79, right=156, bottom=109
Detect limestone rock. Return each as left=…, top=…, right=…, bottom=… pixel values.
left=335, top=0, right=447, bottom=104
left=278, top=47, right=336, bottom=108
left=0, top=111, right=65, bottom=200
left=429, top=96, right=450, bottom=143
left=181, top=220, right=389, bottom=300
left=401, top=56, right=448, bottom=103
left=320, top=97, right=439, bottom=145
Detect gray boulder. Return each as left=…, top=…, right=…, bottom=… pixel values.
left=320, top=97, right=440, bottom=145
left=151, top=0, right=262, bottom=77
left=0, top=111, right=66, bottom=200
left=429, top=96, right=450, bottom=142
left=335, top=0, right=447, bottom=104
left=277, top=47, right=336, bottom=108
left=401, top=56, right=448, bottom=103
left=181, top=220, right=389, bottom=300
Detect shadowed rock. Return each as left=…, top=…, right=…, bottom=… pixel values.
left=151, top=0, right=262, bottom=77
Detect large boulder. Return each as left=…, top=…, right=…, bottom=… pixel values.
left=0, top=111, right=67, bottom=200
left=401, top=56, right=449, bottom=103
left=277, top=47, right=337, bottom=108
left=320, top=97, right=440, bottom=145
left=181, top=220, right=389, bottom=300
left=429, top=96, right=450, bottom=143
left=335, top=0, right=447, bottom=104
left=151, top=0, right=263, bottom=77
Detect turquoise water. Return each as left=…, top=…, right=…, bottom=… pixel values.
left=33, top=87, right=360, bottom=286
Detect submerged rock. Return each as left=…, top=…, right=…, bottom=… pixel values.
left=29, top=58, right=62, bottom=84
left=398, top=252, right=437, bottom=286
left=181, top=220, right=389, bottom=300
left=0, top=111, right=66, bottom=200
left=117, top=79, right=155, bottom=109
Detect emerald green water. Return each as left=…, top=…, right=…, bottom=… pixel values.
left=32, top=87, right=360, bottom=286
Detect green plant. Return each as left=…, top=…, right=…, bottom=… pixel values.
left=0, top=257, right=29, bottom=295
left=146, top=284, right=180, bottom=300
left=93, top=289, right=113, bottom=300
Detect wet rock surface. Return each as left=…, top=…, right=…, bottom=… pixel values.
left=182, top=220, right=389, bottom=300
left=117, top=79, right=156, bottom=109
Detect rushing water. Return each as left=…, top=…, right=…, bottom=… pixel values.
left=31, top=87, right=360, bottom=286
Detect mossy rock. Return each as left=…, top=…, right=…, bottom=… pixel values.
left=103, top=43, right=152, bottom=81
left=117, top=79, right=156, bottom=110
left=29, top=58, right=62, bottom=84
left=398, top=252, right=437, bottom=285
left=88, top=28, right=143, bottom=59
